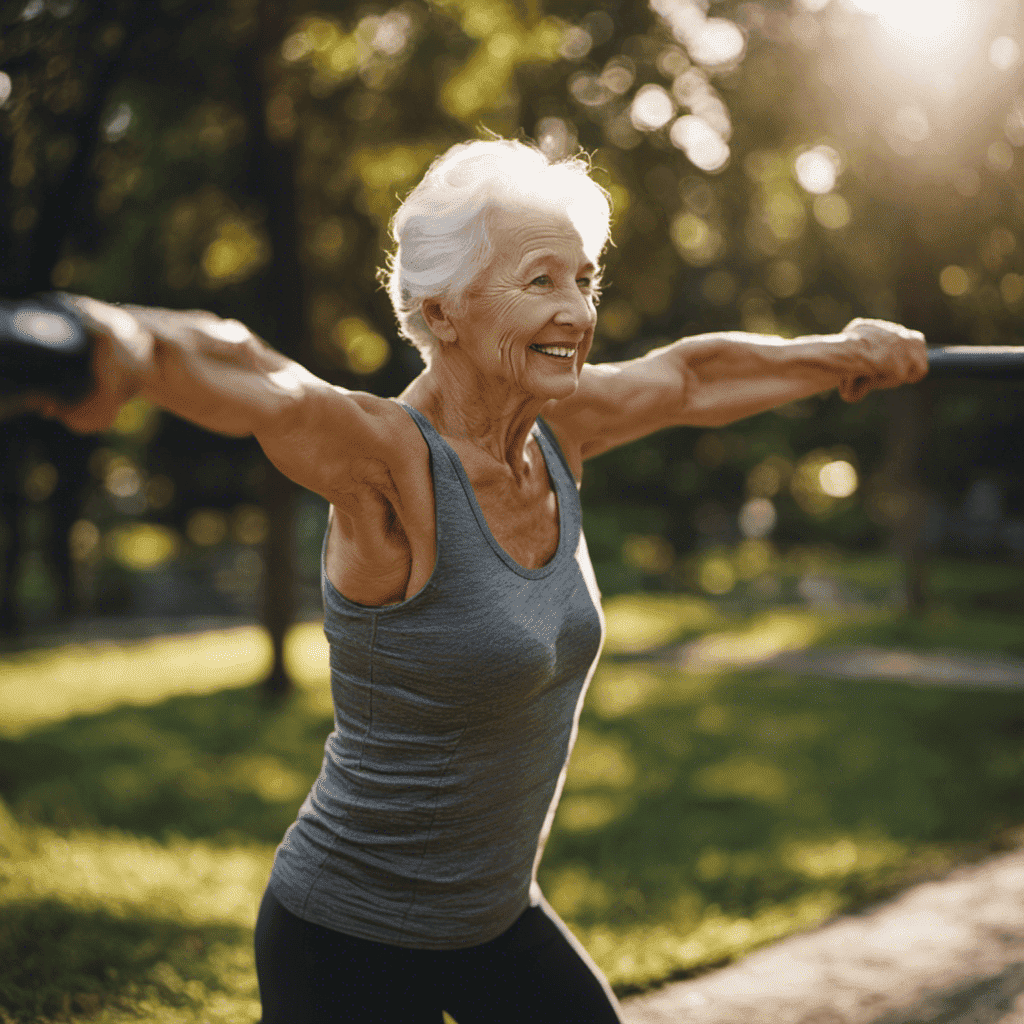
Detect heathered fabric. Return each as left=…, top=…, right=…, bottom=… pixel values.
left=267, top=401, right=605, bottom=949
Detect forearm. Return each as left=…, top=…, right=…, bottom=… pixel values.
left=675, top=331, right=856, bottom=426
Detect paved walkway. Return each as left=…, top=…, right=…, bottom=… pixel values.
left=622, top=844, right=1024, bottom=1024
left=672, top=641, right=1024, bottom=688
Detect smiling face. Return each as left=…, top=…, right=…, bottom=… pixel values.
left=428, top=204, right=599, bottom=403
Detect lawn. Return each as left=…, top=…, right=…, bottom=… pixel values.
left=2, top=552, right=1024, bottom=1021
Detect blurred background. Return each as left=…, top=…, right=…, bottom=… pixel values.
left=2, top=1, right=1024, bottom=1019
left=1, top=0, right=1022, bottom=658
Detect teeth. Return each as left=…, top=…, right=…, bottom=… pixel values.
left=531, top=345, right=575, bottom=358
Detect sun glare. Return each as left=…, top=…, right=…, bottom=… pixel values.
left=845, top=0, right=972, bottom=51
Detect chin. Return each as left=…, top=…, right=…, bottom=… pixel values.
left=535, top=372, right=579, bottom=402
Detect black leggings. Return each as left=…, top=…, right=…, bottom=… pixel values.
left=254, top=886, right=624, bottom=1023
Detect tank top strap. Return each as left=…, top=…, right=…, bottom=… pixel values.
left=397, top=401, right=469, bottom=505
left=396, top=401, right=479, bottom=575
left=532, top=416, right=581, bottom=534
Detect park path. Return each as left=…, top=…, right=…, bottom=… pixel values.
left=621, top=642, right=1024, bottom=1024
left=669, top=638, right=1024, bottom=687
left=622, top=842, right=1024, bottom=1024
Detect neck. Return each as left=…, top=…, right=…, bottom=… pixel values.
left=402, top=352, right=547, bottom=479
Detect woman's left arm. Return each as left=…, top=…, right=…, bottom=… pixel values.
left=547, top=319, right=927, bottom=464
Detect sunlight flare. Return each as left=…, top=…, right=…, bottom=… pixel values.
left=845, top=0, right=972, bottom=51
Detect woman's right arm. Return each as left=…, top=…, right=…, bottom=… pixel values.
left=40, top=297, right=400, bottom=505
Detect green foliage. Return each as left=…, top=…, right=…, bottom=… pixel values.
left=3, top=0, right=1023, bottom=614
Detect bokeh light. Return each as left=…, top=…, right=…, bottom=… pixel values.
left=536, top=116, right=576, bottom=159
left=670, top=114, right=730, bottom=172
left=630, top=84, right=675, bottom=131
left=698, top=554, right=736, bottom=595
left=939, top=265, right=971, bottom=297
left=187, top=509, right=229, bottom=547
left=739, top=498, right=777, bottom=539
left=202, top=218, right=269, bottom=285
left=104, top=101, right=132, bottom=142
left=107, top=524, right=180, bottom=571
left=622, top=534, right=674, bottom=574
left=333, top=317, right=390, bottom=374
left=818, top=460, right=858, bottom=499
left=794, top=147, right=840, bottom=194
left=0, top=72, right=12, bottom=107
left=990, top=36, right=1021, bottom=71
left=651, top=0, right=744, bottom=69
left=689, top=18, right=746, bottom=68
left=1001, top=272, right=1024, bottom=306
left=813, top=194, right=852, bottom=230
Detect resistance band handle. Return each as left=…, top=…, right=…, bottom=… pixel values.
left=927, top=345, right=1024, bottom=380
left=0, top=292, right=93, bottom=412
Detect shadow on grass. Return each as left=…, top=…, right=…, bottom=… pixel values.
left=3, top=606, right=1024, bottom=998
left=0, top=897, right=253, bottom=1021
left=0, top=682, right=331, bottom=844
left=543, top=665, right=1024, bottom=945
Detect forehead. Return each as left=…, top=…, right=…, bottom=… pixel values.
left=485, top=204, right=590, bottom=271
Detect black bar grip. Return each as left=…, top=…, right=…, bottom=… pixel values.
left=0, top=293, right=93, bottom=402
left=927, top=345, right=1024, bottom=380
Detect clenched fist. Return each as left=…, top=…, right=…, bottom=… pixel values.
left=838, top=318, right=928, bottom=403
left=25, top=296, right=155, bottom=433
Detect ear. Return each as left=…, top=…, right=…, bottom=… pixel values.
left=420, top=299, right=458, bottom=346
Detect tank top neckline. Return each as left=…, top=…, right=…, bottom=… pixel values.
left=397, top=400, right=573, bottom=581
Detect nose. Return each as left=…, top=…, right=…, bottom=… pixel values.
left=553, top=285, right=595, bottom=330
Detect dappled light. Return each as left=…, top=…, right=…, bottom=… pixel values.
left=0, top=627, right=277, bottom=737
left=601, top=592, right=723, bottom=656
left=3, top=571, right=1024, bottom=1010
left=4, top=0, right=1024, bottom=1018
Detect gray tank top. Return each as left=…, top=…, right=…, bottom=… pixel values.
left=267, top=401, right=605, bottom=949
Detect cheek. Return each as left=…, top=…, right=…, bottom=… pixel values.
left=489, top=296, right=531, bottom=352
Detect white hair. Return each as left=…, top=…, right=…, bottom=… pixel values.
left=381, top=138, right=612, bottom=364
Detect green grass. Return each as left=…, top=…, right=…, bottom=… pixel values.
left=2, top=554, right=1024, bottom=1020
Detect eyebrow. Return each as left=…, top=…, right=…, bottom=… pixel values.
left=517, top=251, right=597, bottom=276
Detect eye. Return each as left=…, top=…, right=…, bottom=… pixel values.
left=577, top=277, right=592, bottom=289
left=530, top=274, right=552, bottom=287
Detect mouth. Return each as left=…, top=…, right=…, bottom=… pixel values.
left=529, top=344, right=577, bottom=360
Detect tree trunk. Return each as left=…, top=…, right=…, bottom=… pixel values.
left=260, top=460, right=296, bottom=698
left=237, top=2, right=306, bottom=698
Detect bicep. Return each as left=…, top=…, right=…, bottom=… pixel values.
left=547, top=345, right=693, bottom=463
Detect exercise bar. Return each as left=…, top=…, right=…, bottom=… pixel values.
left=926, top=346, right=1024, bottom=380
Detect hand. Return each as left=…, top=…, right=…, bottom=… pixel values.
left=838, top=318, right=928, bottom=403
left=24, top=295, right=155, bottom=433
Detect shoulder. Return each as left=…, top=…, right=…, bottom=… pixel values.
left=271, top=385, right=427, bottom=506
left=539, top=354, right=689, bottom=467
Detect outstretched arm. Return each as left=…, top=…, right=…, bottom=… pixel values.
left=28, top=297, right=404, bottom=506
left=545, top=319, right=927, bottom=467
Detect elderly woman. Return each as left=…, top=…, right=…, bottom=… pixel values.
left=41, top=138, right=926, bottom=1023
